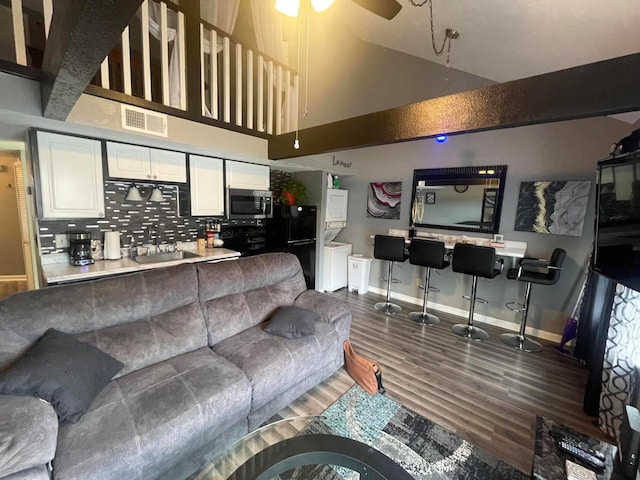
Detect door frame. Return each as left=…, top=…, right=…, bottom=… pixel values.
left=0, top=141, right=41, bottom=289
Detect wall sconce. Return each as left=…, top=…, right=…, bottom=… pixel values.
left=125, top=184, right=163, bottom=202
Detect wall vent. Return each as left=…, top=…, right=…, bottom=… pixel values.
left=121, top=105, right=168, bottom=137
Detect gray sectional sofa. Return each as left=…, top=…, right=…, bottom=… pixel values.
left=0, top=253, right=351, bottom=480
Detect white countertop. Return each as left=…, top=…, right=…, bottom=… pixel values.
left=381, top=229, right=528, bottom=259
left=43, top=247, right=241, bottom=284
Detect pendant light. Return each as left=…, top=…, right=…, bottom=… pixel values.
left=149, top=187, right=164, bottom=202
left=125, top=184, right=143, bottom=202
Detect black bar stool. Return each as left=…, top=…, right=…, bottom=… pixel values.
left=501, top=248, right=566, bottom=352
left=451, top=244, right=503, bottom=341
left=373, top=235, right=408, bottom=314
left=408, top=239, right=450, bottom=325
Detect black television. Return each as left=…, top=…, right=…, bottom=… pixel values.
left=594, top=151, right=640, bottom=292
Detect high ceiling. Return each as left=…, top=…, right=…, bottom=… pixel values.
left=336, top=0, right=640, bottom=83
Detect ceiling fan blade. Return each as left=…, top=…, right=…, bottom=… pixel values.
left=350, top=0, right=402, bottom=20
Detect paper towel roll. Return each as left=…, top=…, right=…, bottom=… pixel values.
left=104, top=231, right=121, bottom=260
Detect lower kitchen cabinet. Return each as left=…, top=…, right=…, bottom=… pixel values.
left=36, top=131, right=105, bottom=219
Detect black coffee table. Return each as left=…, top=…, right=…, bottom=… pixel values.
left=193, top=416, right=411, bottom=479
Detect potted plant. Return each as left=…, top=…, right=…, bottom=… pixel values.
left=279, top=178, right=307, bottom=205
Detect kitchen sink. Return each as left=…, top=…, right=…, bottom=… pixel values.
left=133, top=250, right=201, bottom=264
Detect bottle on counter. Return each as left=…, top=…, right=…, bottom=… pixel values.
left=333, top=175, right=340, bottom=189
left=129, top=235, right=138, bottom=258
left=205, top=220, right=215, bottom=249
left=197, top=225, right=206, bottom=250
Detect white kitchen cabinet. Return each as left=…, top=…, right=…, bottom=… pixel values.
left=326, top=189, right=348, bottom=223
left=226, top=160, right=270, bottom=190
left=107, top=141, right=186, bottom=182
left=149, top=148, right=186, bottom=182
left=36, top=131, right=105, bottom=219
left=189, top=155, right=224, bottom=216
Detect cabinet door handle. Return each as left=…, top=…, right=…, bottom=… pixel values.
left=153, top=175, right=157, bottom=179
left=147, top=174, right=151, bottom=179
left=99, top=212, right=104, bottom=218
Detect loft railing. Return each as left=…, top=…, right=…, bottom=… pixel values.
left=1, top=0, right=52, bottom=68
left=0, top=0, right=298, bottom=137
left=199, top=20, right=298, bottom=135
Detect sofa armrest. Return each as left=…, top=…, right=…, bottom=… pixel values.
left=294, top=290, right=352, bottom=341
left=0, top=396, right=58, bottom=479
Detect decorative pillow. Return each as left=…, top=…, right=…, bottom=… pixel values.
left=0, top=328, right=124, bottom=425
left=265, top=306, right=319, bottom=339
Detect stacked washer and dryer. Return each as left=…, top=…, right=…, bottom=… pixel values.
left=323, top=189, right=350, bottom=292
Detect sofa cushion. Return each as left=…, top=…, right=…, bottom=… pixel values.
left=75, top=301, right=208, bottom=378
left=0, top=264, right=204, bottom=373
left=0, top=328, right=123, bottom=424
left=197, top=254, right=307, bottom=345
left=53, top=347, right=251, bottom=480
left=0, top=395, right=58, bottom=478
left=213, top=321, right=338, bottom=411
left=265, top=306, right=318, bottom=338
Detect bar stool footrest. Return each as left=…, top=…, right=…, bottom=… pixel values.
left=506, top=301, right=525, bottom=312
left=419, top=285, right=440, bottom=293
left=463, top=295, right=488, bottom=304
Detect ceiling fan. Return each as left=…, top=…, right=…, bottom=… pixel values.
left=350, top=0, right=402, bottom=20
left=276, top=0, right=402, bottom=21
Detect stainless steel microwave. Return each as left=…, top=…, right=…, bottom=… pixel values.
left=227, top=188, right=273, bottom=219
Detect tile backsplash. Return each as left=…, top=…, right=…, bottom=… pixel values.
left=38, top=181, right=211, bottom=254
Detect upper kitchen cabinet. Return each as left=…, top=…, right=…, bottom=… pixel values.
left=36, top=131, right=105, bottom=219
left=106, top=142, right=186, bottom=183
left=226, top=160, right=270, bottom=190
left=326, top=189, right=348, bottom=223
left=189, top=155, right=224, bottom=216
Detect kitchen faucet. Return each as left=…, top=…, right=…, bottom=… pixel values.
left=148, top=224, right=159, bottom=252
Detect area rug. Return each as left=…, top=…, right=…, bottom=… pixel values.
left=282, top=385, right=527, bottom=479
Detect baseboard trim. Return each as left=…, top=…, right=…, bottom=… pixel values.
left=367, top=286, right=562, bottom=343
left=0, top=275, right=27, bottom=282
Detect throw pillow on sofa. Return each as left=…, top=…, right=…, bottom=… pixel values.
left=265, top=306, right=319, bottom=339
left=0, top=328, right=123, bottom=425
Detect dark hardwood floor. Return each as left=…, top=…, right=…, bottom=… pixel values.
left=277, top=288, right=607, bottom=474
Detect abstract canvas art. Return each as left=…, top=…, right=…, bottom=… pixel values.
left=367, top=182, right=402, bottom=219
left=514, top=180, right=591, bottom=236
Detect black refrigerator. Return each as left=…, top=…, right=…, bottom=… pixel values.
left=266, top=205, right=317, bottom=288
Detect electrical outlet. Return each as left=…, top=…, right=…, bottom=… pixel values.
left=55, top=233, right=69, bottom=248
left=416, top=278, right=421, bottom=287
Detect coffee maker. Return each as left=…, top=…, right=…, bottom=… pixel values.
left=68, top=230, right=94, bottom=266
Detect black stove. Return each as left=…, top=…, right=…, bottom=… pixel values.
left=220, top=224, right=266, bottom=256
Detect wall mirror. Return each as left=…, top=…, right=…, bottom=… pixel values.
left=410, top=165, right=508, bottom=234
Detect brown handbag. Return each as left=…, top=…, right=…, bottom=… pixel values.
left=343, top=340, right=385, bottom=395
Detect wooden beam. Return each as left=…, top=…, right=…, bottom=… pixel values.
left=40, top=0, right=143, bottom=120
left=269, top=53, right=640, bottom=160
